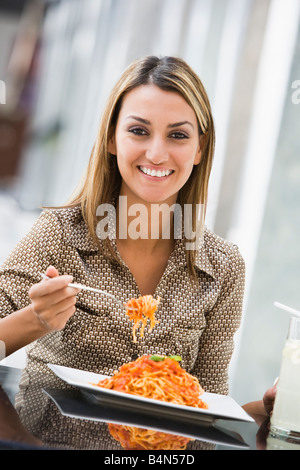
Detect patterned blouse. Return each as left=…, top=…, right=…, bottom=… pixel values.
left=0, top=207, right=245, bottom=449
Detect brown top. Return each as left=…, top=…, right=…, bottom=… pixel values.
left=0, top=206, right=245, bottom=449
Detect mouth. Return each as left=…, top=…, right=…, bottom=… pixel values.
left=138, top=166, right=174, bottom=178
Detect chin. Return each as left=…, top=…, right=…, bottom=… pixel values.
left=120, top=182, right=178, bottom=206
left=141, top=195, right=176, bottom=205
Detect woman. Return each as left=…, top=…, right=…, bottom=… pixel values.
left=0, top=56, right=256, bottom=448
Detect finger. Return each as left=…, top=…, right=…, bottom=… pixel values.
left=30, top=275, right=73, bottom=298
left=55, top=286, right=81, bottom=303
left=45, top=266, right=60, bottom=278
left=47, top=285, right=81, bottom=306
left=32, top=286, right=79, bottom=313
left=52, top=305, right=77, bottom=330
left=37, top=298, right=77, bottom=331
left=46, top=295, right=77, bottom=318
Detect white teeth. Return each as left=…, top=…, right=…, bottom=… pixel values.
left=139, top=166, right=173, bottom=178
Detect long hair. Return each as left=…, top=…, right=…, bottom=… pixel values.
left=68, top=56, right=215, bottom=278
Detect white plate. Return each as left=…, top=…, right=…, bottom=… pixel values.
left=48, top=363, right=254, bottom=424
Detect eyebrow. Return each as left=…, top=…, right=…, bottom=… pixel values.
left=126, top=115, right=194, bottom=129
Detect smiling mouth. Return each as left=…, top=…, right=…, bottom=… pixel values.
left=138, top=166, right=174, bottom=178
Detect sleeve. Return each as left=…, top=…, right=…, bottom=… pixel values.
left=0, top=210, right=65, bottom=320
left=191, top=245, right=246, bottom=395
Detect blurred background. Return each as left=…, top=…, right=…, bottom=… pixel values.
left=0, top=0, right=299, bottom=439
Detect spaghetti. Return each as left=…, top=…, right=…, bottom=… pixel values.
left=94, top=355, right=208, bottom=450
left=107, top=424, right=191, bottom=450
left=125, top=295, right=160, bottom=342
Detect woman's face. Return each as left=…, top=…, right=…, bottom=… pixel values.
left=109, top=85, right=202, bottom=205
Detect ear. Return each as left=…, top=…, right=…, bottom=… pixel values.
left=194, top=134, right=206, bottom=165
left=194, top=146, right=202, bottom=165
left=108, top=134, right=117, bottom=155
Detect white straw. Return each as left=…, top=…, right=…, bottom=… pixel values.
left=273, top=301, right=300, bottom=319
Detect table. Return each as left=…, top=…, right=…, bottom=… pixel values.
left=0, top=364, right=299, bottom=451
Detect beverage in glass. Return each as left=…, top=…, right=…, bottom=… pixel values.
left=270, top=317, right=300, bottom=439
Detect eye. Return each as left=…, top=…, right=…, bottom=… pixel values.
left=169, top=131, right=189, bottom=140
left=128, top=127, right=148, bottom=136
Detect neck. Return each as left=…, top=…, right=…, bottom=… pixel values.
left=115, top=195, right=176, bottom=253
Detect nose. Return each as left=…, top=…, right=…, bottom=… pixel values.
left=145, top=136, right=169, bottom=165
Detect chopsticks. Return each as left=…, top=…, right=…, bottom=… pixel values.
left=40, top=273, right=131, bottom=310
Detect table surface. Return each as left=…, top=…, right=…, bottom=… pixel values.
left=0, top=364, right=298, bottom=451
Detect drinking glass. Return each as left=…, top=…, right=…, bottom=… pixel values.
left=270, top=316, right=300, bottom=440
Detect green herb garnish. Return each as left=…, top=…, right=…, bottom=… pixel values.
left=168, top=355, right=182, bottom=362
left=150, top=355, right=165, bottom=362
left=150, top=355, right=182, bottom=362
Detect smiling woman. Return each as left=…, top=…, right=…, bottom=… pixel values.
left=0, top=56, right=251, bottom=450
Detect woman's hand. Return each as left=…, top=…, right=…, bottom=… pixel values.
left=29, top=266, right=80, bottom=333
left=242, top=380, right=277, bottom=423
left=263, top=381, right=277, bottom=416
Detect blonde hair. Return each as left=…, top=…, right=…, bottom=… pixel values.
left=68, top=56, right=215, bottom=278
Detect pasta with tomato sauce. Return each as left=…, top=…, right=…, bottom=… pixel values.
left=94, top=355, right=208, bottom=450
left=107, top=424, right=191, bottom=450
left=125, top=295, right=160, bottom=342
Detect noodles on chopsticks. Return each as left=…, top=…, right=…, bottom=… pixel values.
left=125, top=295, right=160, bottom=342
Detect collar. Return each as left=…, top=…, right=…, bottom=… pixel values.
left=60, top=207, right=99, bottom=252
left=194, top=241, right=217, bottom=279
left=164, top=229, right=224, bottom=280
